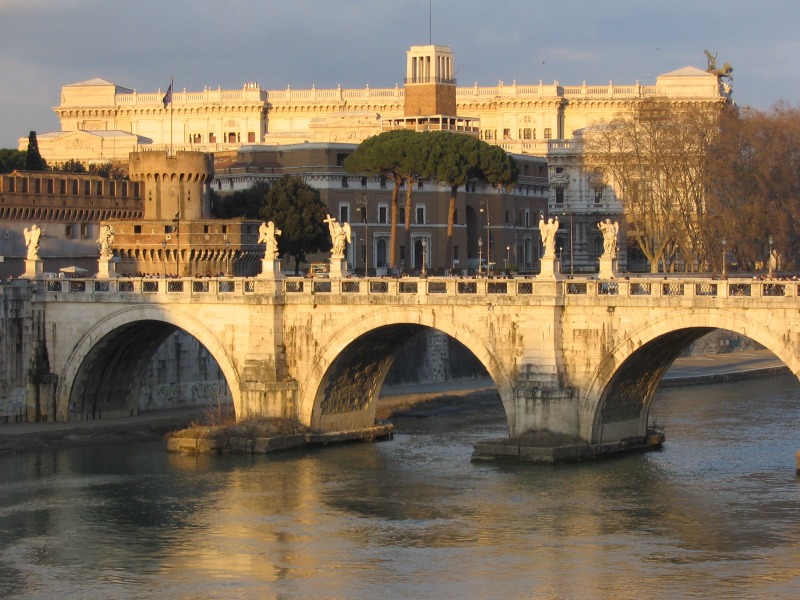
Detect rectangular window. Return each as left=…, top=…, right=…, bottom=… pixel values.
left=417, top=180, right=424, bottom=190
left=222, top=225, right=228, bottom=234
left=453, top=209, right=458, bottom=224
left=505, top=210, right=510, bottom=224
left=203, top=225, right=210, bottom=234
left=594, top=188, right=604, bottom=204
left=380, top=176, right=387, bottom=189
left=400, top=246, right=405, bottom=261
left=109, top=181, right=116, bottom=196
left=46, top=179, right=53, bottom=194
left=21, top=179, right=28, bottom=193
left=227, top=132, right=237, bottom=143
left=134, top=225, right=142, bottom=234
left=341, top=176, right=349, bottom=188
left=555, top=188, right=564, bottom=204
left=415, top=206, right=426, bottom=225
left=209, top=133, right=216, bottom=143
left=454, top=246, right=459, bottom=261
left=80, top=224, right=89, bottom=239
left=544, top=128, right=552, bottom=139
left=378, top=204, right=388, bottom=224
left=525, top=209, right=530, bottom=227
left=59, top=179, right=66, bottom=194
left=34, top=179, right=41, bottom=193
left=96, top=181, right=103, bottom=196
left=503, top=128, right=510, bottom=139
left=398, top=207, right=405, bottom=223
left=340, top=204, right=349, bottom=223
left=523, top=128, right=532, bottom=140
left=361, top=177, right=367, bottom=189
left=248, top=132, right=256, bottom=143
left=84, top=181, right=90, bottom=195
left=65, top=224, right=74, bottom=238
left=336, top=153, right=348, bottom=167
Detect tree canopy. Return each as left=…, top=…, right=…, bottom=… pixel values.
left=345, top=129, right=517, bottom=269
left=0, top=148, right=26, bottom=174
left=259, top=175, right=331, bottom=275
left=584, top=99, right=720, bottom=272
left=705, top=103, right=800, bottom=271
left=24, top=131, right=46, bottom=171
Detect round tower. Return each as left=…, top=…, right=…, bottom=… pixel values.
left=128, top=151, right=214, bottom=221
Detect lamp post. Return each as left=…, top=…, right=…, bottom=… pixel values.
left=172, top=212, right=180, bottom=278
left=480, top=198, right=490, bottom=274
left=478, top=237, right=483, bottom=275
left=356, top=194, right=368, bottom=277
left=421, top=238, right=427, bottom=278
left=768, top=234, right=774, bottom=277
left=226, top=240, right=231, bottom=276
left=721, top=236, right=727, bottom=278
left=161, top=240, right=167, bottom=278
left=505, top=245, right=510, bottom=271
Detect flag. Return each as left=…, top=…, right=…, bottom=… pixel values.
left=162, top=81, right=173, bottom=109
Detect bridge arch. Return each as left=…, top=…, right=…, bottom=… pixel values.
left=295, top=307, right=514, bottom=433
left=56, top=305, right=240, bottom=421
left=583, top=308, right=800, bottom=443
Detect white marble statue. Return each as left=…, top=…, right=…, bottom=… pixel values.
left=597, top=219, right=619, bottom=259
left=538, top=215, right=559, bottom=258
left=23, top=224, right=43, bottom=260
left=258, top=221, right=282, bottom=261
left=324, top=214, right=351, bottom=259
left=97, top=224, right=115, bottom=259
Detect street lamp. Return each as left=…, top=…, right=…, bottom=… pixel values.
left=356, top=194, right=368, bottom=277
left=172, top=212, right=180, bottom=277
left=161, top=240, right=167, bottom=278
left=421, top=238, right=427, bottom=278
left=226, top=240, right=231, bottom=276
left=768, top=234, right=774, bottom=277
left=721, top=236, right=727, bottom=278
left=480, top=198, right=490, bottom=274
left=505, top=245, right=510, bottom=271
left=478, top=237, right=483, bottom=275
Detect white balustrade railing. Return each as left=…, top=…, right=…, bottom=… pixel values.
left=34, top=275, right=800, bottom=302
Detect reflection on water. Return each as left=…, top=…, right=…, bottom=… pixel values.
left=2, top=376, right=800, bottom=598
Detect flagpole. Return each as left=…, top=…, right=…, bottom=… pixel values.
left=170, top=77, right=174, bottom=155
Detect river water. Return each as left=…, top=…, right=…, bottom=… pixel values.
left=2, top=375, right=800, bottom=599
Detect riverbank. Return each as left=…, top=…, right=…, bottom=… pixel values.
left=0, top=350, right=787, bottom=456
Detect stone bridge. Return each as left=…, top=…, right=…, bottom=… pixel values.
left=25, top=274, right=800, bottom=446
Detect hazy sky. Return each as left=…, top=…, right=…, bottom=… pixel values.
left=1, top=0, right=798, bottom=148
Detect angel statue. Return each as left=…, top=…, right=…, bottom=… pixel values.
left=597, top=219, right=619, bottom=258
left=23, top=224, right=43, bottom=260
left=96, top=224, right=115, bottom=259
left=258, top=221, right=282, bottom=261
left=323, top=214, right=351, bottom=259
left=538, top=215, right=559, bottom=258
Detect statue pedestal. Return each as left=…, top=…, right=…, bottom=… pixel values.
left=598, top=256, right=618, bottom=280
left=97, top=257, right=117, bottom=278
left=22, top=259, right=43, bottom=279
left=258, top=259, right=284, bottom=279
left=328, top=258, right=350, bottom=279
left=537, top=256, right=562, bottom=280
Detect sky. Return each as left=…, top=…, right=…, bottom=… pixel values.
left=1, top=0, right=799, bottom=149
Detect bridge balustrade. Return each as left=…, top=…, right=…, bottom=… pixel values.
left=728, top=283, right=751, bottom=297
left=370, top=281, right=389, bottom=294
left=695, top=282, right=717, bottom=296
left=457, top=281, right=477, bottom=294
left=32, top=275, right=800, bottom=305
left=662, top=282, right=685, bottom=296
